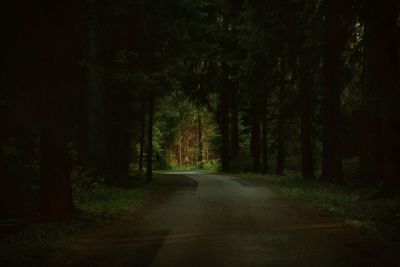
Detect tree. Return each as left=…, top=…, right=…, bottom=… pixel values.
left=88, top=0, right=107, bottom=177
left=360, top=0, right=400, bottom=192
left=38, top=1, right=87, bottom=221
left=320, top=0, right=346, bottom=183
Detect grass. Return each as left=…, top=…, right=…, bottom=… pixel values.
left=0, top=173, right=168, bottom=267
left=234, top=172, right=400, bottom=243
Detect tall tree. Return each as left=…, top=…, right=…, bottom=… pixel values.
left=197, top=114, right=204, bottom=166
left=299, top=48, right=315, bottom=179
left=297, top=0, right=315, bottom=179
left=275, top=94, right=285, bottom=175
left=146, top=91, right=155, bottom=182
left=230, top=86, right=240, bottom=162
left=220, top=64, right=231, bottom=172
left=88, top=0, right=107, bottom=176
left=376, top=1, right=400, bottom=192
left=250, top=101, right=262, bottom=172
left=320, top=0, right=346, bottom=183
left=38, top=1, right=86, bottom=221
left=261, top=95, right=269, bottom=173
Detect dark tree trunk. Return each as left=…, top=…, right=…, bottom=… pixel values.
left=197, top=114, right=203, bottom=167
left=39, top=109, right=74, bottom=221
left=261, top=96, right=268, bottom=174
left=105, top=86, right=131, bottom=184
left=139, top=105, right=146, bottom=174
left=250, top=103, right=262, bottom=172
left=37, top=1, right=86, bottom=221
left=230, top=86, right=239, bottom=162
left=276, top=100, right=285, bottom=175
left=146, top=92, right=155, bottom=182
left=358, top=5, right=384, bottom=185
left=320, top=0, right=345, bottom=183
left=76, top=71, right=89, bottom=168
left=299, top=49, right=315, bottom=179
left=377, top=1, right=400, bottom=193
left=0, top=135, right=20, bottom=219
left=220, top=66, right=230, bottom=172
left=88, top=0, right=107, bottom=176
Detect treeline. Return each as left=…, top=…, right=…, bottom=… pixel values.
left=202, top=0, right=400, bottom=194
left=0, top=0, right=197, bottom=222
left=0, top=0, right=399, bottom=223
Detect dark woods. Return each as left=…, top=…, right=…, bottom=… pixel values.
left=0, top=0, right=399, bottom=222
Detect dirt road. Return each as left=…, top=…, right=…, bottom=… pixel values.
left=46, top=173, right=397, bottom=266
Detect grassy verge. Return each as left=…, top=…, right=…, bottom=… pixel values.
left=0, top=174, right=168, bottom=267
left=234, top=172, right=400, bottom=243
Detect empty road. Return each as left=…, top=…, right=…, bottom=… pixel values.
left=47, top=173, right=396, bottom=267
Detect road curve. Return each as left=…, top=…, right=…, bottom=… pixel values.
left=47, top=173, right=396, bottom=267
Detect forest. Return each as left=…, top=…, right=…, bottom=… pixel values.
left=0, top=0, right=399, bottom=266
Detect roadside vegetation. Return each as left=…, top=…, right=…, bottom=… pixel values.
left=0, top=173, right=167, bottom=267
left=235, top=172, right=400, bottom=243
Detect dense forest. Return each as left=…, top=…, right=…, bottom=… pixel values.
left=0, top=0, right=399, bottom=227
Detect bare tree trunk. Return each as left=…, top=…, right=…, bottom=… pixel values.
left=179, top=135, right=182, bottom=167
left=230, top=86, right=239, bottom=161
left=276, top=100, right=285, bottom=175
left=76, top=70, right=89, bottom=168
left=104, top=86, right=131, bottom=184
left=139, top=105, right=146, bottom=173
left=250, top=103, right=262, bottom=172
left=299, top=49, right=315, bottom=179
left=378, top=1, right=400, bottom=193
left=88, top=0, right=107, bottom=175
left=261, top=96, right=269, bottom=174
left=40, top=106, right=74, bottom=221
left=197, top=114, right=203, bottom=167
left=38, top=1, right=86, bottom=221
left=220, top=65, right=230, bottom=172
left=146, top=91, right=154, bottom=182
left=320, top=0, right=345, bottom=183
left=0, top=134, right=20, bottom=219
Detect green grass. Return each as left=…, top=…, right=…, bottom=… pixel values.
left=234, top=172, right=400, bottom=243
left=0, top=174, right=167, bottom=267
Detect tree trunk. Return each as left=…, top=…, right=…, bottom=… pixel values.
left=261, top=96, right=269, bottom=174
left=220, top=65, right=230, bottom=172
left=37, top=1, right=85, bottom=221
left=179, top=135, right=182, bottom=167
left=358, top=5, right=384, bottom=185
left=377, top=1, right=400, bottom=193
left=230, top=86, right=239, bottom=162
left=197, top=114, right=203, bottom=167
left=76, top=71, right=89, bottom=168
left=250, top=103, right=261, bottom=172
left=276, top=100, right=285, bottom=175
left=0, top=135, right=20, bottom=219
left=88, top=0, right=107, bottom=176
left=320, top=0, right=344, bottom=183
left=105, top=86, right=131, bottom=184
left=39, top=108, right=74, bottom=221
left=139, top=105, right=146, bottom=173
left=299, top=49, right=315, bottom=179
left=146, top=92, right=154, bottom=182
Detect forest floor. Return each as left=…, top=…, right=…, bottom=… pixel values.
left=36, top=173, right=399, bottom=266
